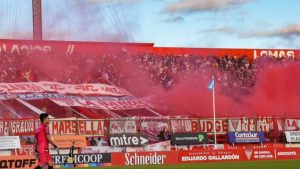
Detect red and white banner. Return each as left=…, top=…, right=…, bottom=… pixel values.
left=109, top=120, right=137, bottom=134
left=0, top=118, right=105, bottom=136
left=140, top=118, right=170, bottom=133
left=228, top=117, right=274, bottom=132
left=49, top=119, right=105, bottom=136
left=199, top=119, right=228, bottom=134
left=140, top=117, right=170, bottom=141
left=0, top=119, right=38, bottom=136
left=16, top=141, right=35, bottom=156
left=50, top=97, right=151, bottom=110
left=285, top=119, right=300, bottom=131
left=170, top=119, right=199, bottom=132
left=144, top=141, right=171, bottom=152
left=0, top=81, right=131, bottom=96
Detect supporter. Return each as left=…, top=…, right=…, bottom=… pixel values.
left=95, top=137, right=108, bottom=146
left=0, top=50, right=297, bottom=119
left=157, top=127, right=167, bottom=141
left=89, top=137, right=97, bottom=146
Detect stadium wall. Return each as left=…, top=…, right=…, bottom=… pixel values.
left=1, top=148, right=300, bottom=168
left=1, top=39, right=299, bottom=60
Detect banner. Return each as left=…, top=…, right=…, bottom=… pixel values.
left=112, top=151, right=178, bottom=166
left=245, top=149, right=275, bottom=160
left=0, top=136, right=21, bottom=149
left=109, top=120, right=137, bottom=134
left=1, top=39, right=299, bottom=60
left=81, top=146, right=125, bottom=154
left=171, top=133, right=208, bottom=145
left=144, top=141, right=171, bottom=152
left=50, top=97, right=151, bottom=110
left=125, top=147, right=145, bottom=152
left=0, top=81, right=131, bottom=96
left=228, top=117, right=274, bottom=132
left=285, top=144, right=300, bottom=148
left=0, top=92, right=151, bottom=110
left=49, top=119, right=105, bottom=136
left=179, top=150, right=244, bottom=163
left=275, top=148, right=300, bottom=160
left=285, top=131, right=300, bottom=143
left=109, top=134, right=149, bottom=147
left=52, top=153, right=111, bottom=164
left=178, top=149, right=280, bottom=162
left=170, top=119, right=190, bottom=132
left=0, top=39, right=152, bottom=56
left=228, top=132, right=265, bottom=143
left=0, top=119, right=38, bottom=136
left=140, top=117, right=170, bottom=141
left=199, top=119, right=228, bottom=134
left=285, top=119, right=300, bottom=131
left=0, top=156, right=36, bottom=169
left=0, top=93, right=134, bottom=101
left=51, top=135, right=87, bottom=148
left=16, top=142, right=35, bottom=156
left=189, top=144, right=225, bottom=150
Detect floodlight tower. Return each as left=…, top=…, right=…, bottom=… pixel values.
left=32, top=0, right=43, bottom=40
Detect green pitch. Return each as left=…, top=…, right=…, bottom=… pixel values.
left=84, top=160, right=300, bottom=169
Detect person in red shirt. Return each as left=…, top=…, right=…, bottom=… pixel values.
left=34, top=113, right=57, bottom=169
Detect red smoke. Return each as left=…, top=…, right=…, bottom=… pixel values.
left=244, top=63, right=300, bottom=118
left=145, top=62, right=300, bottom=118
left=22, top=50, right=300, bottom=118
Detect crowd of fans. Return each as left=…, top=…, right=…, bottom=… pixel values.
left=0, top=49, right=297, bottom=97
left=1, top=49, right=297, bottom=146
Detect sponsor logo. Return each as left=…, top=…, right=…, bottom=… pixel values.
left=253, top=50, right=295, bottom=59
left=228, top=132, right=264, bottom=143
left=0, top=136, right=21, bottom=150
left=253, top=150, right=274, bottom=159
left=0, top=159, right=36, bottom=169
left=277, top=151, right=297, bottom=156
left=285, top=131, right=300, bottom=143
left=110, top=134, right=149, bottom=146
left=52, top=153, right=111, bottom=164
left=171, top=133, right=208, bottom=145
left=125, top=152, right=166, bottom=165
left=181, top=155, right=240, bottom=162
left=235, top=132, right=257, bottom=138
left=244, top=149, right=253, bottom=160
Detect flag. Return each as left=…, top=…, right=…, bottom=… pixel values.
left=208, top=79, right=214, bottom=90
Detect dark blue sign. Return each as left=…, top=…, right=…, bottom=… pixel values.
left=228, top=132, right=265, bottom=143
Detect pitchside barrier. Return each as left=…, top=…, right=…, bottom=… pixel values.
left=1, top=117, right=300, bottom=168
left=1, top=117, right=299, bottom=135
left=1, top=148, right=300, bottom=168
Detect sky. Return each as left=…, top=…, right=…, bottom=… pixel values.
left=0, top=0, right=299, bottom=49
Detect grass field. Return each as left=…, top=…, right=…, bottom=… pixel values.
left=84, top=160, right=300, bottom=169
